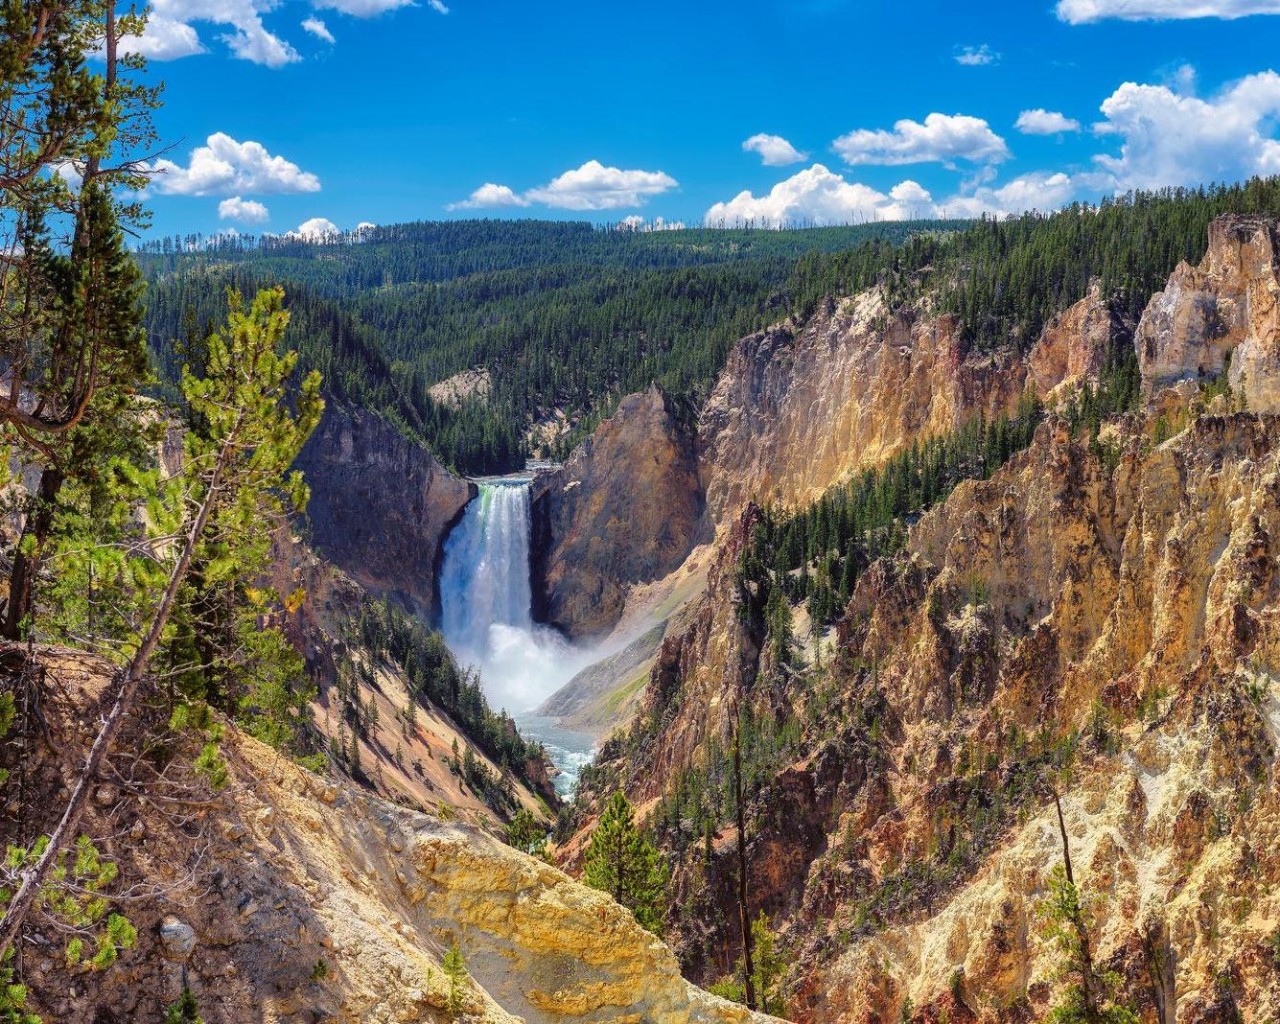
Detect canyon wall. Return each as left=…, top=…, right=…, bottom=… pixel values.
left=294, top=406, right=474, bottom=622
left=1138, top=215, right=1280, bottom=409
left=531, top=385, right=706, bottom=641
left=18, top=649, right=779, bottom=1024
left=570, top=215, right=1280, bottom=1021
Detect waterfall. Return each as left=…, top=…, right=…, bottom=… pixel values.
left=438, top=478, right=598, bottom=794
left=440, top=476, right=593, bottom=706
left=439, top=480, right=535, bottom=662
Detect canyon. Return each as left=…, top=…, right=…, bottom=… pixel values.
left=10, top=211, right=1280, bottom=1024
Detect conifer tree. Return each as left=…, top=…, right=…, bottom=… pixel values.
left=0, top=287, right=323, bottom=959
left=0, top=2, right=158, bottom=636
left=583, top=790, right=669, bottom=934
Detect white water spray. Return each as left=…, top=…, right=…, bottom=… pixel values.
left=438, top=478, right=599, bottom=793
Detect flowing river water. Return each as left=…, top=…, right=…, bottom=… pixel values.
left=438, top=476, right=598, bottom=796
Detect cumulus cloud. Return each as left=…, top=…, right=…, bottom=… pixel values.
left=1057, top=0, right=1280, bottom=21
left=1090, top=70, right=1280, bottom=189
left=1016, top=109, right=1083, bottom=134
left=704, top=164, right=942, bottom=227
left=833, top=113, right=1011, bottom=167
left=954, top=44, right=1000, bottom=66
left=704, top=164, right=1086, bottom=227
left=525, top=160, right=678, bottom=210
left=302, top=17, right=335, bottom=43
left=947, top=172, right=1079, bottom=217
left=290, top=217, right=341, bottom=240
left=152, top=134, right=321, bottom=197
left=743, top=133, right=808, bottom=166
left=452, top=163, right=677, bottom=212
left=119, top=14, right=205, bottom=60
left=446, top=183, right=532, bottom=210
left=118, top=0, right=443, bottom=66
left=120, top=0, right=301, bottom=67
left=218, top=196, right=270, bottom=223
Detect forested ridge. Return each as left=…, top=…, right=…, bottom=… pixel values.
left=139, top=179, right=1280, bottom=475
left=137, top=221, right=954, bottom=474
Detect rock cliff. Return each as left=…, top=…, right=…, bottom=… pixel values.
left=14, top=649, right=780, bottom=1024
left=699, top=293, right=1027, bottom=520
left=293, top=406, right=474, bottom=622
left=1138, top=215, right=1280, bottom=410
left=566, top=216, right=1280, bottom=1022
left=532, top=385, right=706, bottom=641
left=532, top=284, right=1126, bottom=647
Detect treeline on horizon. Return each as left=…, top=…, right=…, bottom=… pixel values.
left=139, top=178, right=1280, bottom=475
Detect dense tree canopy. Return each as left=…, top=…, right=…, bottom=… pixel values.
left=135, top=179, right=1280, bottom=476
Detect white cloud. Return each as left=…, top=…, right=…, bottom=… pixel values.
left=152, top=134, right=321, bottom=197
left=704, top=164, right=940, bottom=227
left=889, top=180, right=933, bottom=204
left=119, top=15, right=205, bottom=60
left=302, top=17, right=335, bottom=43
left=704, top=164, right=1087, bottom=227
left=1058, top=0, right=1280, bottom=21
left=117, top=0, right=442, bottom=66
left=290, top=217, right=341, bottom=240
left=743, top=133, right=808, bottom=166
left=446, top=183, right=532, bottom=210
left=955, top=44, right=1000, bottom=66
left=123, top=0, right=301, bottom=68
left=1016, top=109, right=1083, bottom=134
left=833, top=113, right=1011, bottom=166
left=947, top=172, right=1079, bottom=217
left=1090, top=70, right=1280, bottom=189
left=312, top=0, right=418, bottom=14
left=525, top=160, right=678, bottom=210
left=218, top=196, right=271, bottom=223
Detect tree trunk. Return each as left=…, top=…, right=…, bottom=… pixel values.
left=1143, top=917, right=1177, bottom=1024
left=3, top=465, right=65, bottom=639
left=734, top=711, right=756, bottom=1011
left=0, top=414, right=238, bottom=959
left=1054, top=790, right=1101, bottom=1020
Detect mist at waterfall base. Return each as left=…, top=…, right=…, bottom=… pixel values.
left=438, top=479, right=601, bottom=796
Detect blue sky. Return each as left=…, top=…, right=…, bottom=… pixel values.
left=130, top=0, right=1280, bottom=238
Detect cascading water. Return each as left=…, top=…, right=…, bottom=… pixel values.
left=440, top=481, right=535, bottom=664
left=438, top=476, right=597, bottom=795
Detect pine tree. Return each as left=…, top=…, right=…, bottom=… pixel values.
left=0, top=287, right=323, bottom=959
left=1040, top=793, right=1138, bottom=1024
left=442, top=941, right=467, bottom=1016
left=583, top=790, right=669, bottom=934
left=165, top=989, right=205, bottom=1024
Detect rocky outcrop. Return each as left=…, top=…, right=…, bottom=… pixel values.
left=600, top=412, right=1280, bottom=1022
left=15, top=650, right=780, bottom=1024
left=575, top=219, right=1280, bottom=1022
left=698, top=292, right=1031, bottom=521
left=1138, top=215, right=1280, bottom=410
left=532, top=385, right=706, bottom=640
left=804, top=412, right=1280, bottom=1022
left=293, top=406, right=474, bottom=621
left=1028, top=282, right=1127, bottom=402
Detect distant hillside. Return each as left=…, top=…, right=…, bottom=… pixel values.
left=137, top=220, right=956, bottom=474
left=137, top=181, right=1280, bottom=476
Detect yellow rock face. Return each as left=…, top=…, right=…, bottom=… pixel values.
left=588, top=217, right=1280, bottom=1023
left=1138, top=216, right=1280, bottom=412
left=699, top=291, right=1032, bottom=522
left=24, top=653, right=781, bottom=1024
